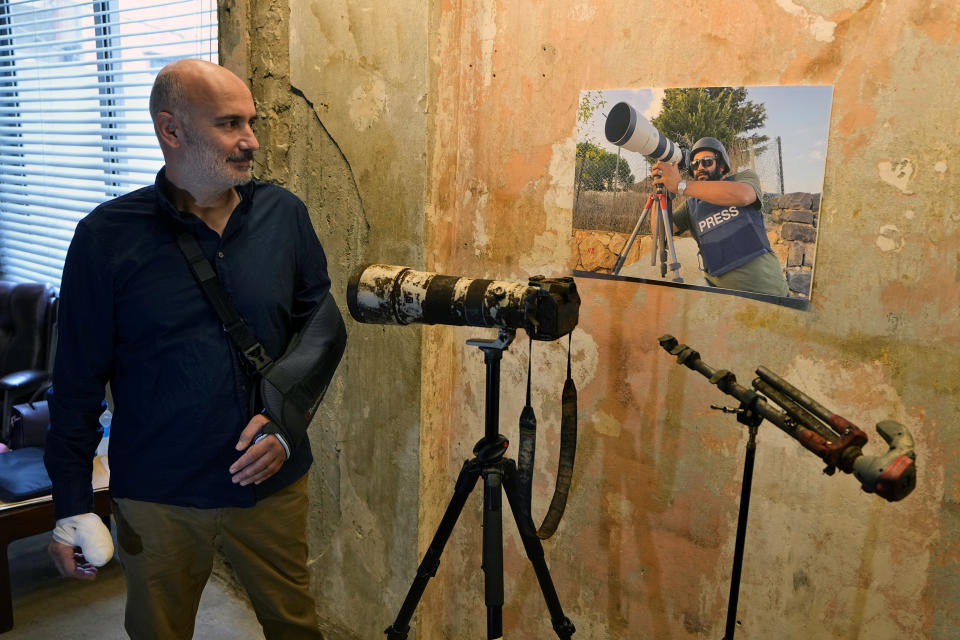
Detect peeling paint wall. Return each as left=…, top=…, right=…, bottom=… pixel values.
left=420, top=1, right=959, bottom=639
left=222, top=0, right=959, bottom=639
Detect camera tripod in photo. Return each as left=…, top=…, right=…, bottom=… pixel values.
left=611, top=174, right=684, bottom=282
left=602, top=101, right=687, bottom=281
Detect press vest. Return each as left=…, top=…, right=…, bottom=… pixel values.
left=687, top=178, right=772, bottom=276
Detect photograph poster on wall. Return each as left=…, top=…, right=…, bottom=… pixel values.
left=571, top=85, right=833, bottom=309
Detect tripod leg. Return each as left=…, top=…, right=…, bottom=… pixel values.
left=501, top=460, right=576, bottom=639
left=385, top=459, right=482, bottom=640
left=612, top=202, right=651, bottom=275
left=655, top=200, right=670, bottom=277
left=483, top=467, right=505, bottom=639
left=650, top=197, right=660, bottom=268
left=659, top=202, right=684, bottom=282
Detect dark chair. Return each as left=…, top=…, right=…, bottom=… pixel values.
left=0, top=281, right=90, bottom=634
left=0, top=282, right=58, bottom=445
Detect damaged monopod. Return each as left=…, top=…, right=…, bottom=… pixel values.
left=658, top=335, right=916, bottom=501
left=658, top=334, right=917, bottom=640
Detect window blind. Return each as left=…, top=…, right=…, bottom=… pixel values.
left=0, top=0, right=217, bottom=287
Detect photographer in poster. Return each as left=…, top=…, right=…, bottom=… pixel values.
left=651, top=137, right=790, bottom=297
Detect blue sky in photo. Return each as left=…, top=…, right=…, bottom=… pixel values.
left=577, top=85, right=834, bottom=194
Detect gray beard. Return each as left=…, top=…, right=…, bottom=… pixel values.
left=180, top=131, right=253, bottom=190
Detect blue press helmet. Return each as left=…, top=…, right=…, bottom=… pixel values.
left=690, top=137, right=731, bottom=174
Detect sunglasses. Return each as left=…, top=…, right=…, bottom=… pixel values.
left=690, top=156, right=718, bottom=171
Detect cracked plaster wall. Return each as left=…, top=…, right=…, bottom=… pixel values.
left=220, top=0, right=959, bottom=638
left=219, top=1, right=425, bottom=638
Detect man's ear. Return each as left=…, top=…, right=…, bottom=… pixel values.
left=155, top=111, right=182, bottom=148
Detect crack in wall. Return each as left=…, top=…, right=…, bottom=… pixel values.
left=289, top=82, right=371, bottom=240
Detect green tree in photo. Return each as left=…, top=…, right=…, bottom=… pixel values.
left=577, top=142, right=635, bottom=192
left=575, top=91, right=606, bottom=206
left=651, top=87, right=768, bottom=153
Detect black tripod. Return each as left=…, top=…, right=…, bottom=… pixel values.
left=385, top=328, right=575, bottom=640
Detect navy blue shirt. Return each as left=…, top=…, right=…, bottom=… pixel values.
left=45, top=169, right=332, bottom=519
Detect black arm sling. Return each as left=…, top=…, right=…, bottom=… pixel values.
left=175, top=230, right=346, bottom=451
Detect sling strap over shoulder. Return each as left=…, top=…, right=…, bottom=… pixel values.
left=175, top=230, right=347, bottom=453
left=175, top=231, right=273, bottom=373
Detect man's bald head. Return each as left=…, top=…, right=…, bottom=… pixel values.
left=149, top=59, right=259, bottom=200
left=149, top=59, right=250, bottom=121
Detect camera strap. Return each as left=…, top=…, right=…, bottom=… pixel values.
left=516, top=332, right=577, bottom=539
left=175, top=231, right=274, bottom=373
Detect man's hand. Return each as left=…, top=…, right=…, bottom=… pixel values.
left=230, top=414, right=286, bottom=486
left=48, top=539, right=98, bottom=580
left=653, top=159, right=758, bottom=207
left=651, top=160, right=682, bottom=193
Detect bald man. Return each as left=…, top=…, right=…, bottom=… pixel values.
left=44, top=59, right=330, bottom=639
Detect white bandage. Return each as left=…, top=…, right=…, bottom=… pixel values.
left=52, top=513, right=114, bottom=567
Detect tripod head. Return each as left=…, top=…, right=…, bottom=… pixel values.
left=466, top=327, right=516, bottom=351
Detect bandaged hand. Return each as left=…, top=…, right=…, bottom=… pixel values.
left=53, top=512, right=114, bottom=567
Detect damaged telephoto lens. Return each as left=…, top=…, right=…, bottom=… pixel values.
left=346, top=264, right=579, bottom=341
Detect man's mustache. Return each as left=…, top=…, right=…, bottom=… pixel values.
left=227, top=150, right=255, bottom=162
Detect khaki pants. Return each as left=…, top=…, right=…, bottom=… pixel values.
left=112, top=475, right=323, bottom=640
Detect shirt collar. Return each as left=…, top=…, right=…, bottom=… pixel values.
left=154, top=167, right=257, bottom=223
